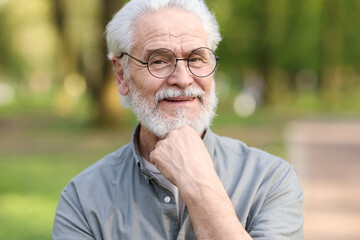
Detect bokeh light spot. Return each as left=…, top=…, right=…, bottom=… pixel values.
left=64, top=73, right=86, bottom=98
left=0, top=82, right=15, bottom=106
left=28, top=72, right=52, bottom=94
left=233, top=92, right=256, bottom=117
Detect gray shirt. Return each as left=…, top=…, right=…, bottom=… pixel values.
left=141, top=156, right=186, bottom=226
left=52, top=126, right=304, bottom=240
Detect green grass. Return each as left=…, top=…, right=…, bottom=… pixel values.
left=0, top=152, right=108, bottom=239
left=0, top=193, right=55, bottom=240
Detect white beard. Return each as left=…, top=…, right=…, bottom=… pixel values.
left=124, top=79, right=218, bottom=139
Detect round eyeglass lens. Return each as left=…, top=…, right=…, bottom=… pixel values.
left=188, top=47, right=218, bottom=78
left=147, top=49, right=177, bottom=78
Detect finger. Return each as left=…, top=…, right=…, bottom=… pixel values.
left=155, top=138, right=165, bottom=148
left=149, top=150, right=158, bottom=165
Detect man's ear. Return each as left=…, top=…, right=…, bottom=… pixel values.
left=112, top=58, right=129, bottom=95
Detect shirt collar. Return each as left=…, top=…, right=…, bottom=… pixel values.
left=202, top=128, right=216, bottom=160
left=131, top=124, right=153, bottom=183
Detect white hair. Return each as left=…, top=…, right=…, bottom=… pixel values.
left=106, top=0, right=222, bottom=62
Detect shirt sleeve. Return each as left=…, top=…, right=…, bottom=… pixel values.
left=52, top=182, right=95, bottom=240
left=248, top=162, right=304, bottom=240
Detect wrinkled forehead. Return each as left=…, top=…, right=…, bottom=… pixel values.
left=131, top=8, right=208, bottom=57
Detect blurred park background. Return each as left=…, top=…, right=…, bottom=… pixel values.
left=0, top=0, right=359, bottom=239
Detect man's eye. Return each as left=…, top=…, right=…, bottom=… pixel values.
left=189, top=57, right=201, bottom=62
left=153, top=60, right=165, bottom=64
left=190, top=55, right=207, bottom=63
left=150, top=57, right=169, bottom=65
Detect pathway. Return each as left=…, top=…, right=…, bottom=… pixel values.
left=286, top=120, right=360, bottom=240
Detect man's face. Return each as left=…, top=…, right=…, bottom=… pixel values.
left=119, top=8, right=217, bottom=138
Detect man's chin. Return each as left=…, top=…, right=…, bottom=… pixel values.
left=140, top=116, right=200, bottom=139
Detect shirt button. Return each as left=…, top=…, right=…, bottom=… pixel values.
left=164, top=196, right=171, bottom=203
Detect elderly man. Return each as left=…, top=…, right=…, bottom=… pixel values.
left=52, top=0, right=303, bottom=239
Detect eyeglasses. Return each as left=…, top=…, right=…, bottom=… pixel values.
left=118, top=47, right=220, bottom=79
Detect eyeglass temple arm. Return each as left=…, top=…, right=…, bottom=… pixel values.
left=119, top=52, right=147, bottom=65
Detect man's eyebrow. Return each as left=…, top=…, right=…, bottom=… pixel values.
left=143, top=49, right=157, bottom=59
left=143, top=47, right=203, bottom=59
left=144, top=48, right=171, bottom=56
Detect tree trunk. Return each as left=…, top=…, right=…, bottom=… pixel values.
left=53, top=0, right=77, bottom=77
left=84, top=0, right=126, bottom=126
left=53, top=0, right=126, bottom=126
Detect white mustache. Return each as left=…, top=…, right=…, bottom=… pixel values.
left=154, top=87, right=205, bottom=103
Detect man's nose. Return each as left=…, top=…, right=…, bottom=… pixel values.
left=166, top=60, right=194, bottom=88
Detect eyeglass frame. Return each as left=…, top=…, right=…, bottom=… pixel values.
left=117, top=47, right=220, bottom=79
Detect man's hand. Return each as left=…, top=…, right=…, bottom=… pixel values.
left=149, top=126, right=252, bottom=240
left=149, top=126, right=216, bottom=189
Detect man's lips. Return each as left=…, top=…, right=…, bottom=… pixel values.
left=162, top=97, right=196, bottom=102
